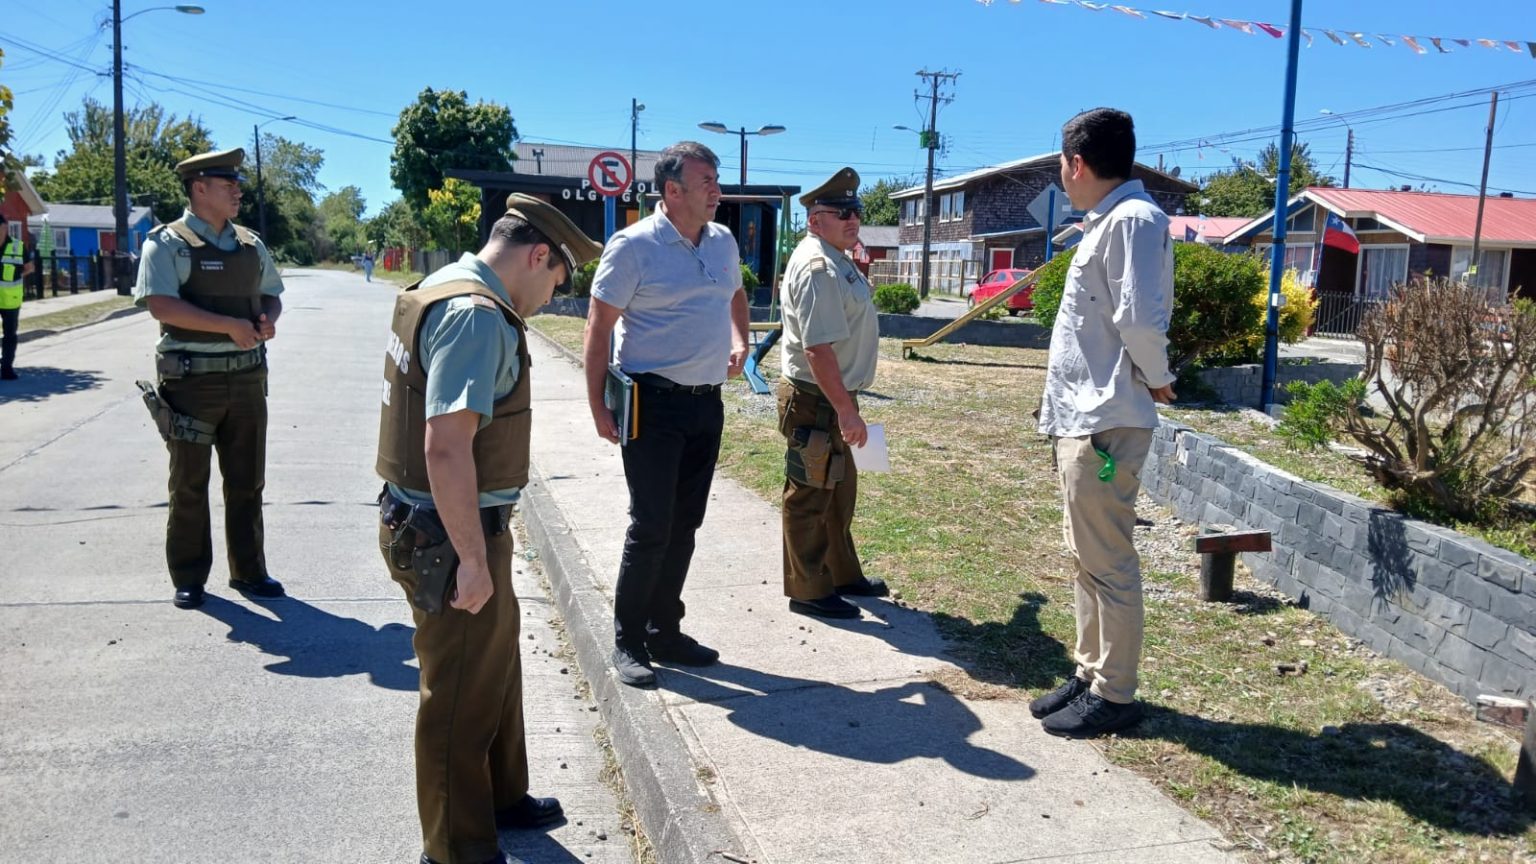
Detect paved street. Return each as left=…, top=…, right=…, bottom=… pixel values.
left=0, top=269, right=634, bottom=864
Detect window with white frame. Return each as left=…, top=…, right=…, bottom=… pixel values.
left=1254, top=244, right=1317, bottom=276
left=1358, top=246, right=1409, bottom=300
left=1450, top=247, right=1509, bottom=298
left=6, top=222, right=20, bottom=241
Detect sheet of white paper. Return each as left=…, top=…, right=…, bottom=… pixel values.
left=851, top=423, right=890, bottom=473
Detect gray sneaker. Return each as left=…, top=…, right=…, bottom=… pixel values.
left=612, top=645, right=657, bottom=688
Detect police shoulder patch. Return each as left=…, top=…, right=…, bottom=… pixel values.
left=467, top=295, right=499, bottom=311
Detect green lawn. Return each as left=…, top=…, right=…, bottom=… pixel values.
left=530, top=313, right=1535, bottom=864
left=18, top=294, right=137, bottom=334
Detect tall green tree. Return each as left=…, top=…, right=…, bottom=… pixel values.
left=0, top=49, right=17, bottom=192
left=859, top=177, right=916, bottom=227
left=390, top=88, right=516, bottom=209
left=32, top=98, right=214, bottom=223
left=239, top=134, right=325, bottom=263
left=420, top=178, right=480, bottom=253
left=1195, top=141, right=1335, bottom=218
left=317, top=185, right=367, bottom=259
left=367, top=198, right=429, bottom=251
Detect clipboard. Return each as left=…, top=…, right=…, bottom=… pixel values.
left=603, top=364, right=640, bottom=444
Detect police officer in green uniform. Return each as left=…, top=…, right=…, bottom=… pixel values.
left=133, top=147, right=285, bottom=609
left=376, top=194, right=602, bottom=864
left=0, top=213, right=34, bottom=380
left=778, top=168, right=887, bottom=619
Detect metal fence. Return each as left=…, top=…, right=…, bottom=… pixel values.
left=1312, top=292, right=1382, bottom=338
left=22, top=252, right=121, bottom=300
left=868, top=258, right=979, bottom=295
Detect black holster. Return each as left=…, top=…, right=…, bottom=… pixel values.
left=379, top=486, right=513, bottom=615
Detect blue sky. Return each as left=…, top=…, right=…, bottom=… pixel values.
left=5, top=0, right=1534, bottom=217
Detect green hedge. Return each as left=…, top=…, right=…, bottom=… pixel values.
left=873, top=283, right=920, bottom=314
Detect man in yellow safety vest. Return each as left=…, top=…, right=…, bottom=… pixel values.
left=0, top=213, right=35, bottom=381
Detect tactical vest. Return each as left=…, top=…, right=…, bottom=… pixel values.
left=376, top=279, right=533, bottom=494
left=0, top=237, right=24, bottom=310
left=159, top=219, right=263, bottom=343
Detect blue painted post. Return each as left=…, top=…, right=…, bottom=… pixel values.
left=1261, top=0, right=1305, bottom=414
left=603, top=196, right=617, bottom=241
left=1045, top=189, right=1056, bottom=263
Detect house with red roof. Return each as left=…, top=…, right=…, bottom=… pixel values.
left=1228, top=187, right=1536, bottom=333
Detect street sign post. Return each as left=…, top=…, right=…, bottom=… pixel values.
left=588, top=152, right=633, bottom=241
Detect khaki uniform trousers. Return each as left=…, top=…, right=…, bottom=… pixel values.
left=380, top=515, right=527, bottom=864
left=778, top=380, right=865, bottom=600
left=1053, top=427, right=1153, bottom=705
left=159, top=365, right=268, bottom=587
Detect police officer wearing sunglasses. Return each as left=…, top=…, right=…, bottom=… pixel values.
left=777, top=167, right=888, bottom=620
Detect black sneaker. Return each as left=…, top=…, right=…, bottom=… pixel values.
left=611, top=645, right=656, bottom=688
left=1040, top=691, right=1143, bottom=739
left=834, top=577, right=890, bottom=597
left=788, top=594, right=860, bottom=619
left=1029, top=675, right=1090, bottom=719
left=495, top=793, right=564, bottom=829
left=647, top=632, right=719, bottom=666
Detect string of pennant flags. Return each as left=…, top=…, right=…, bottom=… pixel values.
left=976, top=0, right=1536, bottom=59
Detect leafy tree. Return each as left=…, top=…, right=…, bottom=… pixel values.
left=1196, top=141, right=1335, bottom=218
left=239, top=134, right=325, bottom=262
left=32, top=98, right=214, bottom=223
left=859, top=177, right=916, bottom=227
left=317, top=186, right=367, bottom=260
left=367, top=198, right=429, bottom=250
left=419, top=178, right=480, bottom=252
left=0, top=49, right=17, bottom=191
left=390, top=88, right=516, bottom=209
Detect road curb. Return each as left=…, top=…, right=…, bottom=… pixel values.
left=521, top=329, right=753, bottom=864
left=19, top=304, right=145, bottom=344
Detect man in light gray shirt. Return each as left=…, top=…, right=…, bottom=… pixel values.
left=1030, top=108, right=1175, bottom=739
left=583, top=141, right=749, bottom=688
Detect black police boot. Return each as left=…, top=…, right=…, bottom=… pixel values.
left=834, top=577, right=890, bottom=597
left=229, top=574, right=285, bottom=598
left=647, top=632, right=720, bottom=666
left=788, top=594, right=861, bottom=619
left=495, top=793, right=564, bottom=829
left=172, top=585, right=205, bottom=609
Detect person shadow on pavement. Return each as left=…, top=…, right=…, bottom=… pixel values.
left=1129, top=706, right=1534, bottom=839
left=197, top=595, right=418, bottom=691
left=663, top=662, right=1034, bottom=782
left=0, top=367, right=105, bottom=404
left=825, top=590, right=1076, bottom=692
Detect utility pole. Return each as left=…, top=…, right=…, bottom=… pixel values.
left=254, top=126, right=268, bottom=238
left=630, top=98, right=645, bottom=210
left=1471, top=91, right=1499, bottom=270
left=111, top=0, right=128, bottom=293
left=1343, top=128, right=1353, bottom=189
left=915, top=69, right=958, bottom=299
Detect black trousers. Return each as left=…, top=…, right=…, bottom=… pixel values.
left=613, top=383, right=723, bottom=649
left=0, top=307, right=17, bottom=372
left=159, top=364, right=269, bottom=587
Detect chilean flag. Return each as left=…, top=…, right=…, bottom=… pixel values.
left=1322, top=212, right=1360, bottom=254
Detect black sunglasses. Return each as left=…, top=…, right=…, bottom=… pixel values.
left=813, top=206, right=862, bottom=221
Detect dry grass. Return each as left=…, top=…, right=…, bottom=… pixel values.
left=529, top=315, right=1536, bottom=864
left=18, top=294, right=136, bottom=334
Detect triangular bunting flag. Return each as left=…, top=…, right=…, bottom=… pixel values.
left=1431, top=37, right=1449, bottom=53
left=1529, top=42, right=1536, bottom=59
left=1454, top=39, right=1471, bottom=47
left=1401, top=35, right=1426, bottom=54
left=1376, top=35, right=1395, bottom=47
left=1255, top=22, right=1284, bottom=39
left=1478, top=38, right=1499, bottom=49
left=1150, top=10, right=1185, bottom=20
left=1219, top=19, right=1255, bottom=34
left=1077, top=1, right=1108, bottom=10
left=1300, top=29, right=1314, bottom=47
left=1112, top=6, right=1144, bottom=18
left=1505, top=41, right=1523, bottom=53
left=1324, top=30, right=1347, bottom=46
left=1350, top=33, right=1372, bottom=48
left=1038, top=0, right=1072, bottom=5
left=1188, top=15, right=1220, bottom=29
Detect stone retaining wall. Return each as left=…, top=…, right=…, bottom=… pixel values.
left=1193, top=360, right=1363, bottom=408
left=1141, top=422, right=1536, bottom=703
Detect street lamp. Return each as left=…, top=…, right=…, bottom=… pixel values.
left=1318, top=109, right=1354, bottom=188
left=696, top=121, right=786, bottom=187
left=253, top=115, right=295, bottom=238
left=111, top=2, right=204, bottom=293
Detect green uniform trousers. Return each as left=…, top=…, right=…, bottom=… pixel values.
left=380, top=516, right=527, bottom=864
left=778, top=379, right=865, bottom=601
left=1053, top=427, right=1154, bottom=705
left=159, top=365, right=268, bottom=587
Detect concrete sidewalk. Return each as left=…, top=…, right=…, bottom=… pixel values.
left=520, top=330, right=1240, bottom=864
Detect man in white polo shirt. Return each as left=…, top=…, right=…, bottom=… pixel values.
left=1031, top=108, right=1175, bottom=739
left=583, top=141, right=750, bottom=688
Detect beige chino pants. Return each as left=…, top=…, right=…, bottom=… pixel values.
left=1053, top=427, right=1154, bottom=705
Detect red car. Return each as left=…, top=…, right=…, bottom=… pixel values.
left=966, top=268, right=1034, bottom=315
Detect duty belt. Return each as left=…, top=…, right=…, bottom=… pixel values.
left=631, top=372, right=721, bottom=396
left=156, top=346, right=265, bottom=380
